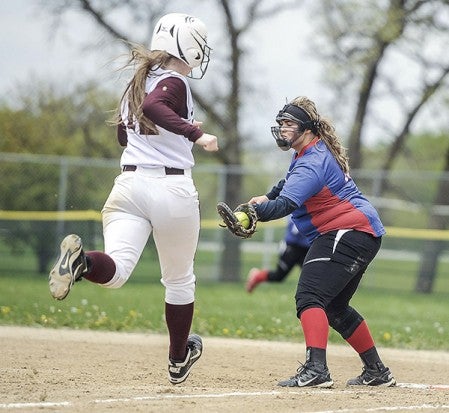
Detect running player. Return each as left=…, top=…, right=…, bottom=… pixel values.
left=246, top=216, right=310, bottom=292
left=248, top=96, right=395, bottom=388
left=48, top=13, right=219, bottom=385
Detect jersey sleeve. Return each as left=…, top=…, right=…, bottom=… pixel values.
left=142, top=77, right=203, bottom=142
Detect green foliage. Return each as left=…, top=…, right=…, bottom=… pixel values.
left=363, top=132, right=449, bottom=174
left=0, top=79, right=126, bottom=272
left=0, top=80, right=121, bottom=158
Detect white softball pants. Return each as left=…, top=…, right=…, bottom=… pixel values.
left=100, top=167, right=200, bottom=305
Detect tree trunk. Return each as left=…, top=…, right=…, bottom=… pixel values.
left=415, top=240, right=445, bottom=293
left=346, top=0, right=406, bottom=169
left=219, top=171, right=243, bottom=282
left=415, top=145, right=449, bottom=293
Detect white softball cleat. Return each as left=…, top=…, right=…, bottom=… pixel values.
left=49, top=234, right=87, bottom=300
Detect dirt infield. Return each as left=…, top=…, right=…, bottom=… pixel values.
left=1, top=326, right=448, bottom=413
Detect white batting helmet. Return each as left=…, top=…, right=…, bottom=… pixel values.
left=150, top=13, right=211, bottom=78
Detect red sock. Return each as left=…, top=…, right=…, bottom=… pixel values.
left=83, top=251, right=116, bottom=284
left=300, top=307, right=329, bottom=349
left=346, top=320, right=375, bottom=354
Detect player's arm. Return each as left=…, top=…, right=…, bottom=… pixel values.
left=117, top=118, right=128, bottom=146
left=252, top=196, right=297, bottom=222
left=142, top=77, right=203, bottom=142
left=266, top=179, right=286, bottom=199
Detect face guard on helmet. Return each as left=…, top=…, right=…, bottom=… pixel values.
left=271, top=104, right=317, bottom=151
left=151, top=13, right=211, bottom=79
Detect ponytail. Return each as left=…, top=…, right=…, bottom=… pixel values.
left=112, top=44, right=172, bottom=134
left=290, top=96, right=350, bottom=174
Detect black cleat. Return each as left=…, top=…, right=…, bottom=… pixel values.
left=278, top=361, right=333, bottom=388
left=168, top=334, right=203, bottom=384
left=347, top=364, right=396, bottom=387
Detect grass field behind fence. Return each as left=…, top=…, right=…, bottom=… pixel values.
left=0, top=247, right=448, bottom=351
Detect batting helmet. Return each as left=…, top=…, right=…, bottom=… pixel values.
left=150, top=13, right=211, bottom=78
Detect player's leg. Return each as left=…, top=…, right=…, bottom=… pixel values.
left=48, top=213, right=149, bottom=300
left=278, top=266, right=333, bottom=386
left=99, top=211, right=151, bottom=288
left=270, top=244, right=307, bottom=282
left=278, top=233, right=339, bottom=387
left=151, top=176, right=202, bottom=384
left=49, top=172, right=150, bottom=300
left=328, top=301, right=396, bottom=387
left=247, top=243, right=300, bottom=292
left=325, top=233, right=395, bottom=386
left=94, top=170, right=152, bottom=288
left=279, top=230, right=381, bottom=388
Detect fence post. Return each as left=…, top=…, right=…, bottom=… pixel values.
left=56, top=157, right=69, bottom=245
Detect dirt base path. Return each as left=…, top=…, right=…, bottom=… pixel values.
left=1, top=326, right=448, bottom=413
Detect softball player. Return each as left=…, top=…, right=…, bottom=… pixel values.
left=49, top=13, right=218, bottom=385
left=248, top=96, right=395, bottom=388
left=246, top=216, right=310, bottom=292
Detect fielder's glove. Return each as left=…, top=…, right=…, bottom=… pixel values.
left=216, top=202, right=258, bottom=239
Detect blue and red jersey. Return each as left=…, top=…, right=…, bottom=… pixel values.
left=280, top=139, right=385, bottom=243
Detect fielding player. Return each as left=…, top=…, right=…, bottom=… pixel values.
left=49, top=13, right=219, bottom=385
left=247, top=96, right=396, bottom=388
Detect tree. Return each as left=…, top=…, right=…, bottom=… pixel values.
left=0, top=82, right=120, bottom=273
left=0, top=81, right=120, bottom=158
left=41, top=0, right=302, bottom=281
left=36, top=0, right=449, bottom=288
left=313, top=0, right=449, bottom=292
left=415, top=144, right=449, bottom=293
left=314, top=0, right=449, bottom=169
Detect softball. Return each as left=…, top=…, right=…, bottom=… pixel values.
left=235, top=211, right=250, bottom=229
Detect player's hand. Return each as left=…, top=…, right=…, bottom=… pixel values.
left=248, top=195, right=269, bottom=205
left=196, top=133, right=219, bottom=152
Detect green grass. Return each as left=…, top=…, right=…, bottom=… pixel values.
left=1, top=240, right=448, bottom=350
left=0, top=269, right=448, bottom=351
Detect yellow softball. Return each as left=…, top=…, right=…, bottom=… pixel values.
left=235, top=211, right=250, bottom=229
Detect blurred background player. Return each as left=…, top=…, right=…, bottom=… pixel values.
left=48, top=13, right=218, bottom=385
left=246, top=216, right=310, bottom=292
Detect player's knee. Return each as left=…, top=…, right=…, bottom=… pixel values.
left=164, top=277, right=196, bottom=305
left=327, top=306, right=364, bottom=339
left=295, top=291, right=325, bottom=318
left=100, top=263, right=131, bottom=289
left=101, top=274, right=129, bottom=289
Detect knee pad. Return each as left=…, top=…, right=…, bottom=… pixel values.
left=327, top=306, right=364, bottom=339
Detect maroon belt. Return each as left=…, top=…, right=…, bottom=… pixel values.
left=122, top=165, right=184, bottom=175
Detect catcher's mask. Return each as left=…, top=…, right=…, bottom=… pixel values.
left=271, top=104, right=318, bottom=151
left=151, top=13, right=211, bottom=79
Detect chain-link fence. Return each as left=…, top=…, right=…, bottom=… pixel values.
left=1, top=152, right=448, bottom=292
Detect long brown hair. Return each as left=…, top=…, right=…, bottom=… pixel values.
left=113, top=44, right=172, bottom=134
left=290, top=96, right=350, bottom=174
